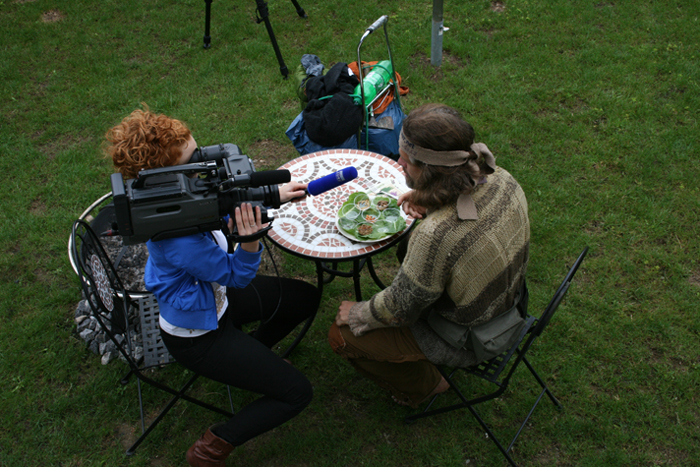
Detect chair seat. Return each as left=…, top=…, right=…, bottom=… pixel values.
left=465, top=315, right=537, bottom=384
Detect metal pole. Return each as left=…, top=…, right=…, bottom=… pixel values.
left=203, top=0, right=212, bottom=49
left=431, top=0, right=444, bottom=67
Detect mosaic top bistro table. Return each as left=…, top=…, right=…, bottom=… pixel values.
left=268, top=148, right=415, bottom=301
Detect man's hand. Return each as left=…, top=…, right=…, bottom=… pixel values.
left=398, top=191, right=426, bottom=219
left=335, top=300, right=357, bottom=327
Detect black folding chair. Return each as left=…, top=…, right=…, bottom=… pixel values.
left=406, top=247, right=589, bottom=467
left=71, top=219, right=235, bottom=456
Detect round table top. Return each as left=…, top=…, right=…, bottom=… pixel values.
left=268, top=149, right=414, bottom=260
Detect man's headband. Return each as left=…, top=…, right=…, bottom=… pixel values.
left=399, top=128, right=497, bottom=221
left=399, top=129, right=470, bottom=167
left=399, top=129, right=497, bottom=173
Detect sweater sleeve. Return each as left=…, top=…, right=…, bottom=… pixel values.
left=347, top=216, right=454, bottom=336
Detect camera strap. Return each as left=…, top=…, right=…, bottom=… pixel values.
left=228, top=224, right=274, bottom=244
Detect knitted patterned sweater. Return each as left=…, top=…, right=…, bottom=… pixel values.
left=347, top=167, right=530, bottom=368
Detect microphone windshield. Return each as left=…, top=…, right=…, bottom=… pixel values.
left=307, top=167, right=358, bottom=196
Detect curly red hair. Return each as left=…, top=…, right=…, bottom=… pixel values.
left=105, top=107, right=191, bottom=179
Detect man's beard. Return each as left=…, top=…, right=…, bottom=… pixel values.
left=404, top=172, right=415, bottom=189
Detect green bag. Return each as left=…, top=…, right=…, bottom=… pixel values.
left=294, top=64, right=310, bottom=110
left=465, top=304, right=526, bottom=363
left=294, top=63, right=327, bottom=111
left=427, top=286, right=527, bottom=363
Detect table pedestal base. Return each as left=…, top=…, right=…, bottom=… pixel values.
left=317, top=256, right=387, bottom=302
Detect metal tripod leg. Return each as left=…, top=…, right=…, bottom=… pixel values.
left=290, top=0, right=307, bottom=18
left=255, top=0, right=289, bottom=78
left=202, top=0, right=308, bottom=78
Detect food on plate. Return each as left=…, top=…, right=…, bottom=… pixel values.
left=356, top=198, right=371, bottom=210
left=352, top=192, right=371, bottom=211
left=357, top=224, right=374, bottom=236
left=337, top=192, right=407, bottom=242
left=373, top=196, right=392, bottom=211
left=362, top=208, right=379, bottom=223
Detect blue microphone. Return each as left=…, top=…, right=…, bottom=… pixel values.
left=306, top=167, right=358, bottom=196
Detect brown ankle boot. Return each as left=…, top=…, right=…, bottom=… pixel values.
left=186, top=428, right=234, bottom=467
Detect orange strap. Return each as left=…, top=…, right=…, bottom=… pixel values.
left=348, top=61, right=409, bottom=115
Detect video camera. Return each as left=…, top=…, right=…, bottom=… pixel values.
left=110, top=143, right=291, bottom=245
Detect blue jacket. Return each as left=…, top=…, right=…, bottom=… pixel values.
left=145, top=232, right=261, bottom=330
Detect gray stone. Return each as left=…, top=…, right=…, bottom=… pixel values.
left=101, top=352, right=113, bottom=365
left=79, top=328, right=94, bottom=342
left=94, top=331, right=107, bottom=344
left=74, top=300, right=90, bottom=318
left=132, top=347, right=143, bottom=363
left=99, top=340, right=117, bottom=355
left=77, top=318, right=91, bottom=332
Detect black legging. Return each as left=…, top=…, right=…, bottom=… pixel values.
left=161, top=275, right=320, bottom=447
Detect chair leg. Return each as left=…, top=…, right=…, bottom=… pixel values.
left=125, top=372, right=236, bottom=456
left=508, top=385, right=550, bottom=453
left=136, top=378, right=146, bottom=434
left=501, top=356, right=562, bottom=454
left=467, top=405, right=520, bottom=467
left=522, top=356, right=561, bottom=408
left=405, top=359, right=561, bottom=467
left=120, top=368, right=134, bottom=385
left=125, top=373, right=201, bottom=456
left=227, top=385, right=234, bottom=414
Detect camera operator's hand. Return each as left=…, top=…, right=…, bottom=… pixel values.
left=230, top=203, right=268, bottom=253
left=279, top=181, right=308, bottom=203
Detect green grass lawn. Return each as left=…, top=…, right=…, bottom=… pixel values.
left=1, top=0, right=699, bottom=465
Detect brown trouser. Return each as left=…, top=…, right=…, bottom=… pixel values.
left=328, top=323, right=443, bottom=408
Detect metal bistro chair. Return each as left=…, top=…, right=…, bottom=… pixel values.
left=71, top=219, right=235, bottom=456
left=406, top=247, right=589, bottom=467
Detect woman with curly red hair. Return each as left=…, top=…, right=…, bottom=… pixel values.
left=106, top=108, right=194, bottom=179
left=105, top=106, right=320, bottom=467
